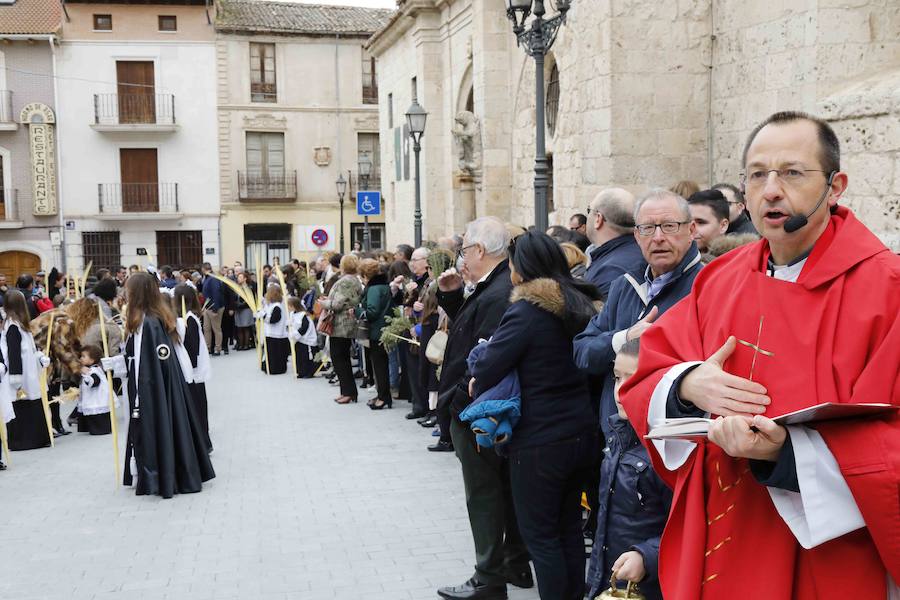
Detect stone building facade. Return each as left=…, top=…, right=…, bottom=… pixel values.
left=0, top=0, right=63, bottom=280
left=368, top=0, right=900, bottom=250
left=215, top=1, right=392, bottom=265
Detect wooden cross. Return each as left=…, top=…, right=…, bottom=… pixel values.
left=736, top=316, right=775, bottom=382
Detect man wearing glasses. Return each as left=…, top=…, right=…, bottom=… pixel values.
left=574, top=189, right=702, bottom=438
left=621, top=111, right=899, bottom=599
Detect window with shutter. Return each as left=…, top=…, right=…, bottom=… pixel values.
left=250, top=43, right=277, bottom=102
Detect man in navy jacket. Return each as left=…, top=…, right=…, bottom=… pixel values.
left=574, top=189, right=703, bottom=437
left=201, top=263, right=225, bottom=355
left=583, top=188, right=646, bottom=300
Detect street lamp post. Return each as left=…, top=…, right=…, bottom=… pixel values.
left=358, top=154, right=373, bottom=252
left=505, top=0, right=570, bottom=232
left=335, top=173, right=347, bottom=254
left=405, top=99, right=427, bottom=247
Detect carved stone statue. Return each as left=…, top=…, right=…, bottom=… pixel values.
left=451, top=110, right=481, bottom=176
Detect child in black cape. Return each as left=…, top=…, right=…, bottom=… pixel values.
left=287, top=296, right=318, bottom=378
left=257, top=284, right=289, bottom=375
left=77, top=344, right=115, bottom=435
left=103, top=272, right=214, bottom=498
left=174, top=283, right=213, bottom=453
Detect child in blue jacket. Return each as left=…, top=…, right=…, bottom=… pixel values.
left=585, top=338, right=671, bottom=600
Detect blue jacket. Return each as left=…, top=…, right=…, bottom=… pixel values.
left=573, top=244, right=702, bottom=436
left=586, top=415, right=671, bottom=600
left=584, top=235, right=646, bottom=300
left=201, top=276, right=224, bottom=310
left=469, top=278, right=600, bottom=452
left=460, top=341, right=521, bottom=448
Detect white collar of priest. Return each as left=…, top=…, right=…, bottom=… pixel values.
left=766, top=248, right=812, bottom=283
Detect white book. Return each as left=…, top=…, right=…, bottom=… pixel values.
left=645, top=403, right=898, bottom=441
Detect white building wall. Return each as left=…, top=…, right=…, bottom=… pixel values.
left=55, top=40, right=220, bottom=269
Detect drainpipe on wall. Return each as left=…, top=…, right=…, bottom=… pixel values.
left=707, top=0, right=715, bottom=186
left=334, top=33, right=342, bottom=252
left=49, top=36, right=67, bottom=272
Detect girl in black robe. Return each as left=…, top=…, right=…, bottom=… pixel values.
left=287, top=296, right=318, bottom=378
left=105, top=272, right=214, bottom=498
left=1, top=289, right=51, bottom=451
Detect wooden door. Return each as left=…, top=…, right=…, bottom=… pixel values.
left=116, top=61, right=155, bottom=124
left=120, top=148, right=158, bottom=212
left=0, top=251, right=41, bottom=283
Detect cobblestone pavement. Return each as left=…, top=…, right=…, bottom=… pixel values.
left=0, top=350, right=541, bottom=600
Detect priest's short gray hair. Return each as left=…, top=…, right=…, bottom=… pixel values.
left=465, top=217, right=510, bottom=258
left=634, top=188, right=692, bottom=223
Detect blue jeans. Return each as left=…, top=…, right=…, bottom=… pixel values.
left=388, top=347, right=400, bottom=388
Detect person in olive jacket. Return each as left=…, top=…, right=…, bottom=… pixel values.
left=356, top=259, right=394, bottom=410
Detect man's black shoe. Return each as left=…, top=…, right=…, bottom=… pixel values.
left=405, top=411, right=426, bottom=420
left=503, top=567, right=534, bottom=589
left=428, top=441, right=454, bottom=452
left=437, top=577, right=506, bottom=600
left=420, top=415, right=438, bottom=428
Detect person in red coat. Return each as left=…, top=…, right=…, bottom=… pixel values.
left=621, top=111, right=900, bottom=600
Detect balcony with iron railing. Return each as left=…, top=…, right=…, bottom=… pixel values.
left=0, top=91, right=16, bottom=131
left=237, top=170, right=297, bottom=202
left=91, top=93, right=177, bottom=132
left=0, top=189, right=21, bottom=228
left=98, top=183, right=180, bottom=218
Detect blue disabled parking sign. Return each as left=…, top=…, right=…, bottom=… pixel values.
left=356, top=191, right=381, bottom=216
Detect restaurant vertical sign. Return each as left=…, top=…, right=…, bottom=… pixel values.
left=20, top=103, right=58, bottom=216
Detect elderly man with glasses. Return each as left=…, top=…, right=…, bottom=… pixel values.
left=573, top=189, right=703, bottom=439
left=583, top=187, right=646, bottom=301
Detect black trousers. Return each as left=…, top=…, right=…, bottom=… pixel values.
left=508, top=434, right=598, bottom=600
left=449, top=418, right=530, bottom=585
left=405, top=348, right=426, bottom=415
left=330, top=337, right=357, bottom=399
left=368, top=342, right=392, bottom=405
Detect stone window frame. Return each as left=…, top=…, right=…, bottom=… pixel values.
left=546, top=62, right=560, bottom=138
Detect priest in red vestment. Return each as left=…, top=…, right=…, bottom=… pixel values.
left=621, top=111, right=900, bottom=600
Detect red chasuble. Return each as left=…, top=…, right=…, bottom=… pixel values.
left=621, top=207, right=900, bottom=600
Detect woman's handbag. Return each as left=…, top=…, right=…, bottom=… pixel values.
left=356, top=318, right=370, bottom=348
left=317, top=310, right=334, bottom=336
left=425, top=323, right=448, bottom=365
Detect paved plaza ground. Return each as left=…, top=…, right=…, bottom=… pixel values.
left=0, top=351, right=541, bottom=600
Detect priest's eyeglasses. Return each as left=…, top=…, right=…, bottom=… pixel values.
left=740, top=168, right=828, bottom=189
left=635, top=221, right=690, bottom=236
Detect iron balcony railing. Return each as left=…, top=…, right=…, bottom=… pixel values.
left=0, top=91, right=13, bottom=123
left=98, top=183, right=179, bottom=214
left=93, top=93, right=176, bottom=126
left=0, top=189, right=18, bottom=221
left=237, top=170, right=297, bottom=201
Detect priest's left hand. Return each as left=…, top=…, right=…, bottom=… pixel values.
left=708, top=414, right=787, bottom=462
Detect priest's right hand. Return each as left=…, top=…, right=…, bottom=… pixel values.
left=678, top=336, right=770, bottom=416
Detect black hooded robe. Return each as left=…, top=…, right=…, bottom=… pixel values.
left=123, top=316, right=215, bottom=498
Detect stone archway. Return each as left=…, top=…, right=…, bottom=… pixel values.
left=451, top=63, right=478, bottom=230
left=0, top=250, right=41, bottom=282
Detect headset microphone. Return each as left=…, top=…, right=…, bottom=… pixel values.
left=782, top=171, right=837, bottom=233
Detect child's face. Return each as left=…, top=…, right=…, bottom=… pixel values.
left=79, top=352, right=93, bottom=367
left=613, top=353, right=639, bottom=420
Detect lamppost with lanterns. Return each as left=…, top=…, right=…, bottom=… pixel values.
left=505, top=0, right=570, bottom=232
left=358, top=154, right=373, bottom=251
left=405, top=99, right=427, bottom=247
left=335, top=173, right=347, bottom=253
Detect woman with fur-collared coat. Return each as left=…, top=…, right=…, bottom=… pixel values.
left=468, top=231, right=602, bottom=600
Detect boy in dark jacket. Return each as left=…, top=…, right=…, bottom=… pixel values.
left=586, top=338, right=671, bottom=600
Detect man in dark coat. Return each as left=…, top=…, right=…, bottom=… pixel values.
left=714, top=182, right=759, bottom=236
left=583, top=188, right=646, bottom=300
left=574, top=189, right=703, bottom=438
left=435, top=217, right=531, bottom=600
